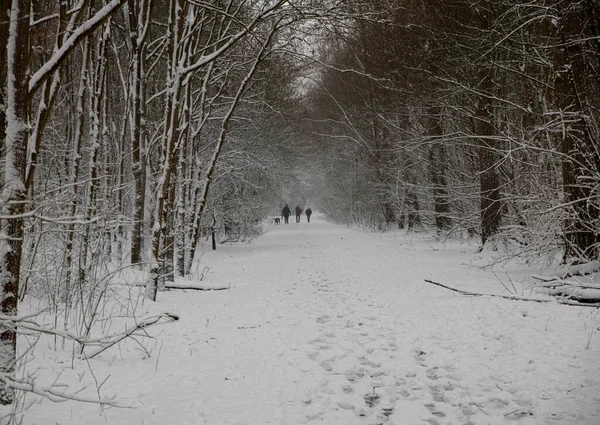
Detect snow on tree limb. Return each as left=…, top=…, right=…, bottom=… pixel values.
left=28, top=0, right=129, bottom=95
left=84, top=313, right=179, bottom=359
left=181, top=0, right=288, bottom=76
left=0, top=375, right=127, bottom=406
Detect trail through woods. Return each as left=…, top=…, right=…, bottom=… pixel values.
left=20, top=216, right=600, bottom=424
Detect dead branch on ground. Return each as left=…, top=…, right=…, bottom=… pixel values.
left=423, top=279, right=600, bottom=308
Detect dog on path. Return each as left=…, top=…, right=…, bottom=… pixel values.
left=274, top=217, right=281, bottom=225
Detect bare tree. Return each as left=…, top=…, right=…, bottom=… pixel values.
left=0, top=0, right=31, bottom=405
left=552, top=1, right=600, bottom=260
left=0, top=0, right=129, bottom=404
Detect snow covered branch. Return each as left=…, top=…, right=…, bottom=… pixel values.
left=84, top=313, right=179, bottom=359
left=28, top=0, right=129, bottom=95
left=423, top=279, right=600, bottom=308
left=0, top=374, right=126, bottom=406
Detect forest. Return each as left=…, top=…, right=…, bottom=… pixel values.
left=0, top=0, right=599, bottom=414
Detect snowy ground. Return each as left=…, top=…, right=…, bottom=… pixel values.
left=11, top=215, right=600, bottom=424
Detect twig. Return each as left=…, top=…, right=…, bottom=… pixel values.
left=155, top=341, right=164, bottom=372
left=491, top=269, right=514, bottom=294
left=474, top=403, right=489, bottom=415
left=0, top=374, right=130, bottom=407
left=85, top=313, right=179, bottom=359
left=423, top=279, right=600, bottom=308
left=503, top=267, right=518, bottom=294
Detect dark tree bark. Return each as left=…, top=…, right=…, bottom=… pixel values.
left=0, top=0, right=9, bottom=161
left=553, top=2, right=600, bottom=260
left=128, top=0, right=151, bottom=266
left=474, top=6, right=503, bottom=247
left=26, top=1, right=70, bottom=196
left=427, top=108, right=451, bottom=232
left=0, top=0, right=30, bottom=405
left=476, top=86, right=502, bottom=246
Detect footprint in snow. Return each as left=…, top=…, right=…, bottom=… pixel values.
left=358, top=356, right=381, bottom=368
left=342, top=384, right=354, bottom=393
left=363, top=390, right=380, bottom=408
left=427, top=366, right=439, bottom=381
left=414, top=348, right=427, bottom=365
left=428, top=385, right=446, bottom=402
left=319, top=360, right=334, bottom=372
left=345, top=367, right=367, bottom=382
left=425, top=402, right=446, bottom=417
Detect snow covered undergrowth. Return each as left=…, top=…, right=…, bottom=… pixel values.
left=9, top=215, right=600, bottom=424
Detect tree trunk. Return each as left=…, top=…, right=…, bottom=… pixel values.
left=78, top=22, right=110, bottom=295
left=129, top=0, right=151, bottom=266
left=25, top=2, right=71, bottom=197
left=148, top=0, right=184, bottom=299
left=553, top=3, right=600, bottom=260
left=64, top=38, right=90, bottom=307
left=474, top=8, right=502, bottom=247
left=0, top=0, right=30, bottom=405
left=0, top=0, right=10, bottom=165
left=176, top=81, right=192, bottom=277
left=427, top=108, right=451, bottom=232
left=476, top=99, right=502, bottom=245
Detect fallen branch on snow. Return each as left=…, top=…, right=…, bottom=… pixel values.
left=84, top=312, right=179, bottom=359
left=0, top=312, right=179, bottom=407
left=531, top=275, right=600, bottom=303
left=6, top=312, right=180, bottom=352
left=423, top=279, right=600, bottom=308
left=165, top=283, right=229, bottom=291
left=533, top=260, right=600, bottom=280
left=0, top=374, right=129, bottom=407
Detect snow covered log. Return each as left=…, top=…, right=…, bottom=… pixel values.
left=532, top=260, right=600, bottom=280
left=532, top=273, right=600, bottom=304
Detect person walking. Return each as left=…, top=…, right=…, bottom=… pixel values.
left=305, top=207, right=312, bottom=223
left=295, top=205, right=302, bottom=223
left=282, top=204, right=291, bottom=224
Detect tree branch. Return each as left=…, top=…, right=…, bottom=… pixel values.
left=423, top=279, right=600, bottom=308
left=29, top=0, right=128, bottom=95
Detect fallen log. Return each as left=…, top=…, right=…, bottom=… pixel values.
left=530, top=275, right=600, bottom=303
left=541, top=286, right=600, bottom=302
left=165, top=284, right=229, bottom=291
left=423, top=279, right=600, bottom=308
left=532, top=278, right=600, bottom=291
left=165, top=285, right=229, bottom=291
left=533, top=260, right=600, bottom=281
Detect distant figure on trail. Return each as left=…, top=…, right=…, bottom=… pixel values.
left=281, top=204, right=291, bottom=224
left=295, top=205, right=302, bottom=223
left=305, top=207, right=312, bottom=223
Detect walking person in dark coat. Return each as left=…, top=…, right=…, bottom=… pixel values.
left=281, top=204, right=291, bottom=224
left=305, top=207, right=312, bottom=223
left=295, top=205, right=302, bottom=223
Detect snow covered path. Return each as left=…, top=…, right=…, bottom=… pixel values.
left=22, top=216, right=600, bottom=424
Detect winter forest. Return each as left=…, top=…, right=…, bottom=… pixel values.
left=0, top=0, right=599, bottom=424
